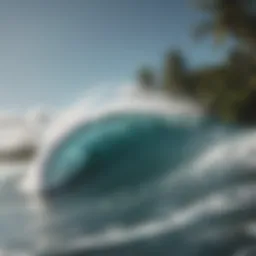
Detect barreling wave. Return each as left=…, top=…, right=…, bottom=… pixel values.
left=21, top=85, right=204, bottom=195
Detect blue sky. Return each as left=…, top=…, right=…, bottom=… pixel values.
left=0, top=0, right=232, bottom=111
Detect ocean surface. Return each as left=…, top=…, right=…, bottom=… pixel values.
left=1, top=88, right=256, bottom=256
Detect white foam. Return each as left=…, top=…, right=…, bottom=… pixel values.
left=0, top=108, right=51, bottom=155
left=63, top=184, right=256, bottom=251
left=43, top=85, right=203, bottom=151
left=192, top=130, right=256, bottom=176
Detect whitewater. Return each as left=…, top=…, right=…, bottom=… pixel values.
left=0, top=85, right=256, bottom=256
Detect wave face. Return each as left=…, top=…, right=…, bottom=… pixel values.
left=16, top=87, right=256, bottom=255
left=41, top=113, right=207, bottom=196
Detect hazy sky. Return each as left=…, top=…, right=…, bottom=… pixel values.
left=0, top=0, right=232, bottom=111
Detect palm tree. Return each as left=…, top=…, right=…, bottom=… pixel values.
left=193, top=0, right=256, bottom=57
left=162, top=50, right=187, bottom=94
left=137, top=67, right=155, bottom=90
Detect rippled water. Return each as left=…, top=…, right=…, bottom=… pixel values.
left=1, top=111, right=256, bottom=256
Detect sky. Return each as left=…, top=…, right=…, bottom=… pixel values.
left=0, top=0, right=233, bottom=111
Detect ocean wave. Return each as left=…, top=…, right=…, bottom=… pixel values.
left=13, top=85, right=256, bottom=255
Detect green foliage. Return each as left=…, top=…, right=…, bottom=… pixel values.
left=137, top=48, right=256, bottom=125
left=162, top=50, right=188, bottom=94
left=186, top=51, right=256, bottom=124
left=190, top=0, right=256, bottom=124
left=194, top=0, right=256, bottom=58
left=136, top=0, right=256, bottom=125
left=137, top=67, right=155, bottom=90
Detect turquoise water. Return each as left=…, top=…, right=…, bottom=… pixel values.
left=1, top=113, right=256, bottom=255
left=44, top=114, right=211, bottom=195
